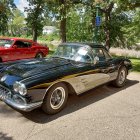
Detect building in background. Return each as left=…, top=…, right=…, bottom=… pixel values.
left=43, top=26, right=57, bottom=35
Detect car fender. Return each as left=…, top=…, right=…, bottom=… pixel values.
left=35, top=51, right=44, bottom=57
left=118, top=59, right=132, bottom=74
left=43, top=73, right=110, bottom=100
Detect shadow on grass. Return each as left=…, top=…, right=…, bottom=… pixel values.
left=0, top=132, right=13, bottom=140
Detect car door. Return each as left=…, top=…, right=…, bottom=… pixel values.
left=21, top=41, right=33, bottom=59
left=90, top=48, right=111, bottom=86
left=77, top=47, right=110, bottom=93
left=13, top=40, right=32, bottom=60
left=102, top=49, right=118, bottom=81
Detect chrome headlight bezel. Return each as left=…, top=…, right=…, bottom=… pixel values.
left=13, top=81, right=27, bottom=96
left=1, top=75, right=7, bottom=82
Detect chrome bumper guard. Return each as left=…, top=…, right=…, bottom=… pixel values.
left=0, top=84, right=42, bottom=112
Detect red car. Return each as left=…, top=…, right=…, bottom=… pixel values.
left=0, top=37, right=49, bottom=62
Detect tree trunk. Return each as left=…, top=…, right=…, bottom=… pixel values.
left=60, top=18, right=66, bottom=42
left=99, top=2, right=114, bottom=51
left=105, top=14, right=110, bottom=50
left=105, top=27, right=110, bottom=50
left=91, top=5, right=95, bottom=28
left=10, top=26, right=14, bottom=36
left=33, top=28, right=37, bottom=42
left=59, top=0, right=67, bottom=42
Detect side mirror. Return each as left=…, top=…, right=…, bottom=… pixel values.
left=13, top=45, right=17, bottom=48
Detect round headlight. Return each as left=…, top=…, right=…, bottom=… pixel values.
left=18, top=83, right=27, bottom=96
left=13, top=82, right=27, bottom=96
left=13, top=82, right=20, bottom=92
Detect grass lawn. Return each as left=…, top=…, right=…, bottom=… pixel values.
left=130, top=58, right=140, bottom=73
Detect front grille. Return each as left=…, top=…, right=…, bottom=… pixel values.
left=0, top=85, right=11, bottom=101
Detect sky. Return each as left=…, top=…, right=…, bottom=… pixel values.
left=14, top=0, right=29, bottom=13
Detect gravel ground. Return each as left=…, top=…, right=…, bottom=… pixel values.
left=0, top=72, right=140, bottom=140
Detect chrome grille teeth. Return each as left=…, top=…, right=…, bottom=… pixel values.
left=0, top=85, right=11, bottom=100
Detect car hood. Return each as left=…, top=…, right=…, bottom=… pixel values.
left=5, top=58, right=71, bottom=78
left=0, top=46, right=9, bottom=50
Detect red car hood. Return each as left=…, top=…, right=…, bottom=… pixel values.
left=0, top=46, right=10, bottom=50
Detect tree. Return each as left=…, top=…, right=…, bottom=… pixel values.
left=121, top=8, right=140, bottom=48
left=44, top=0, right=69, bottom=42
left=67, top=3, right=93, bottom=42
left=25, top=0, right=46, bottom=41
left=97, top=0, right=140, bottom=50
left=9, top=9, right=25, bottom=36
left=44, top=0, right=90, bottom=42
left=0, top=0, right=16, bottom=35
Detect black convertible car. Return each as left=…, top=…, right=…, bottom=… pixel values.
left=0, top=43, right=132, bottom=114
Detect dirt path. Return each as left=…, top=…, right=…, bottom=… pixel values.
left=0, top=72, right=140, bottom=140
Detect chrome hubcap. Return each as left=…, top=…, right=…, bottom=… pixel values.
left=50, top=87, right=65, bottom=110
left=118, top=69, right=126, bottom=85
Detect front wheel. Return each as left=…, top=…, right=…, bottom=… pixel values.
left=113, top=66, right=127, bottom=87
left=35, top=53, right=43, bottom=58
left=42, top=83, right=68, bottom=114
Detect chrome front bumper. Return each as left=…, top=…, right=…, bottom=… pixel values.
left=0, top=84, right=42, bottom=112
left=4, top=98, right=42, bottom=112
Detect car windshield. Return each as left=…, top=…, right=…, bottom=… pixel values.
left=53, top=44, right=93, bottom=63
left=0, top=39, right=14, bottom=48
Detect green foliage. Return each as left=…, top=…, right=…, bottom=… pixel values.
left=92, top=0, right=140, bottom=48
left=38, top=32, right=60, bottom=42
left=25, top=0, right=46, bottom=41
left=130, top=58, right=140, bottom=72
left=67, top=4, right=93, bottom=42
left=122, top=9, right=140, bottom=48
left=101, top=12, right=132, bottom=48
left=1, top=0, right=139, bottom=49
left=0, top=0, right=16, bottom=35
left=9, top=9, right=25, bottom=36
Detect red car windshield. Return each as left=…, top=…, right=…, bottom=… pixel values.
left=0, top=39, right=14, bottom=48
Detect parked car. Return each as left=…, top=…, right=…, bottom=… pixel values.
left=0, top=37, right=49, bottom=62
left=0, top=43, right=132, bottom=114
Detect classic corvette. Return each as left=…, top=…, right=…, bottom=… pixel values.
left=0, top=43, right=132, bottom=114
left=0, top=37, right=49, bottom=62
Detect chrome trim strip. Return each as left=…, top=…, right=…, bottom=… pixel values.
left=63, top=73, right=110, bottom=95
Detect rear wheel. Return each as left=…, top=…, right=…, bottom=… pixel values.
left=35, top=53, right=43, bottom=58
left=42, top=83, right=68, bottom=114
left=113, top=66, right=127, bottom=87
